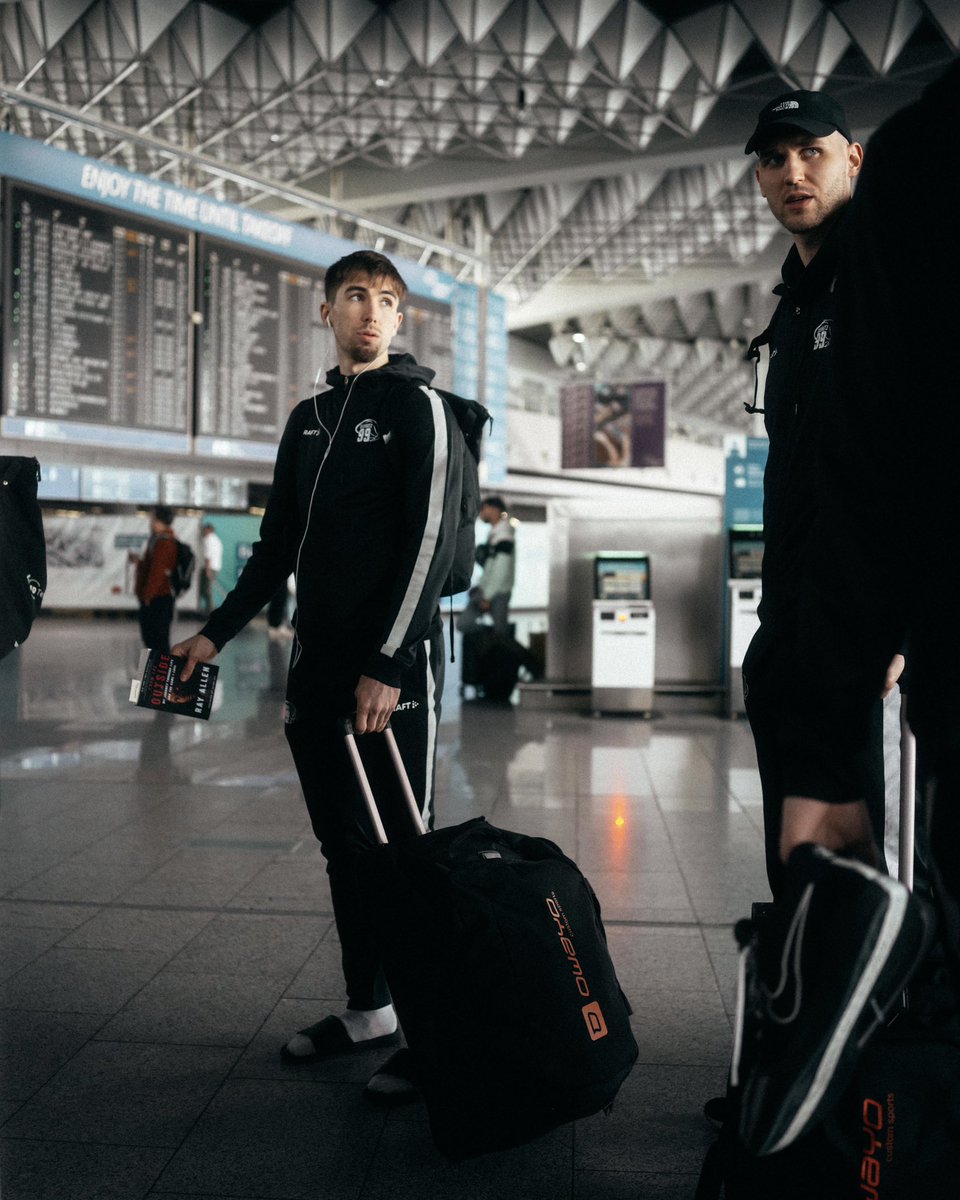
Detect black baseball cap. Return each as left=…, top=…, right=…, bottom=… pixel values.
left=744, top=89, right=851, bottom=155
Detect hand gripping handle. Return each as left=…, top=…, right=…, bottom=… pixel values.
left=340, top=718, right=426, bottom=845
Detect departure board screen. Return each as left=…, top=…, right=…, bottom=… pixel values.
left=161, top=473, right=249, bottom=509
left=392, top=293, right=454, bottom=393
left=198, top=239, right=326, bottom=454
left=2, top=184, right=191, bottom=449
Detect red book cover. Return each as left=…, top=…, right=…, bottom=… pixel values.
left=129, top=649, right=218, bottom=720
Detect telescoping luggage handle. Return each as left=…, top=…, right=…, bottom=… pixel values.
left=899, top=696, right=917, bottom=892
left=340, top=718, right=426, bottom=845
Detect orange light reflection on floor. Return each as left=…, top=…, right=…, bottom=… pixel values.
left=610, top=798, right=628, bottom=870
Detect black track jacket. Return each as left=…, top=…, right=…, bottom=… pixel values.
left=746, top=209, right=902, bottom=689
left=749, top=215, right=846, bottom=639
left=201, top=354, right=463, bottom=688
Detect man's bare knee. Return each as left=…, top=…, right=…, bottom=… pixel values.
left=780, top=796, right=878, bottom=866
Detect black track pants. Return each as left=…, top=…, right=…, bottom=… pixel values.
left=138, top=596, right=173, bottom=653
left=284, top=635, right=444, bottom=1010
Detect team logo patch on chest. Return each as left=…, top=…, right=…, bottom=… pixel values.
left=813, top=319, right=832, bottom=350
left=355, top=418, right=380, bottom=443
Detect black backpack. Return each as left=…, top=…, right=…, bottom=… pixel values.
left=696, top=963, right=960, bottom=1200
left=435, top=389, right=491, bottom=598
left=0, top=457, right=46, bottom=661
left=169, top=539, right=196, bottom=597
left=823, top=963, right=960, bottom=1199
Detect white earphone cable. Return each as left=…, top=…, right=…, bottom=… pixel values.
left=291, top=357, right=376, bottom=669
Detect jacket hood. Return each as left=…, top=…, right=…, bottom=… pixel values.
left=325, top=352, right=435, bottom=389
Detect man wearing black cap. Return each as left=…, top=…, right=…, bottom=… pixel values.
left=729, top=91, right=934, bottom=1159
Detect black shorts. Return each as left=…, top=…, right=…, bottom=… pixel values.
left=743, top=622, right=881, bottom=806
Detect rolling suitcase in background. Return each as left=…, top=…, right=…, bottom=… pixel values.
left=343, top=719, right=638, bottom=1160
left=460, top=624, right=542, bottom=702
left=696, top=703, right=959, bottom=1198
left=461, top=625, right=521, bottom=700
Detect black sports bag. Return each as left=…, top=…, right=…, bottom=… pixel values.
left=346, top=723, right=638, bottom=1160
left=0, top=457, right=46, bottom=661
left=824, top=963, right=960, bottom=1200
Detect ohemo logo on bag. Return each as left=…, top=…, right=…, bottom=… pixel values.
left=545, top=893, right=609, bottom=1041
left=860, top=1093, right=895, bottom=1199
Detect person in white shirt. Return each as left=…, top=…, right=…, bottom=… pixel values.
left=200, top=523, right=223, bottom=614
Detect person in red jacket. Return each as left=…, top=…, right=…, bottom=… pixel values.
left=133, top=506, right=177, bottom=653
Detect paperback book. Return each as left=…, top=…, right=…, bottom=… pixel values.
left=129, top=649, right=218, bottom=720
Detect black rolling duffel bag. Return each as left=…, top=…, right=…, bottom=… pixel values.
left=344, top=720, right=638, bottom=1160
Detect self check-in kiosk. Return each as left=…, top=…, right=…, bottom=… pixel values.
left=591, top=553, right=655, bottom=717
left=727, top=528, right=763, bottom=717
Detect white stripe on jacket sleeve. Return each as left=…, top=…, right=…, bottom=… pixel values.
left=380, top=385, right=448, bottom=659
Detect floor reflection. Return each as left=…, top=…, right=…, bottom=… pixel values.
left=0, top=614, right=769, bottom=1200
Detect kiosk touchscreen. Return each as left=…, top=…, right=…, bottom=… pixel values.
left=727, top=528, right=763, bottom=716
left=591, top=553, right=655, bottom=716
left=595, top=555, right=650, bottom=602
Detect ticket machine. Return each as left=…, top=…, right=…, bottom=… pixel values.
left=591, top=553, right=655, bottom=717
left=727, top=529, right=763, bottom=717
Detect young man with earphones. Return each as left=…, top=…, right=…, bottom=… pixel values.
left=172, top=249, right=467, bottom=1099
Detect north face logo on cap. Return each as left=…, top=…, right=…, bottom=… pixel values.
left=772, top=100, right=800, bottom=112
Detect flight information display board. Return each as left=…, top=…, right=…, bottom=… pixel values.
left=2, top=170, right=463, bottom=465
left=161, top=473, right=249, bottom=509
left=2, top=183, right=191, bottom=450
left=197, top=239, right=326, bottom=457
left=392, top=293, right=454, bottom=393
left=79, top=466, right=159, bottom=504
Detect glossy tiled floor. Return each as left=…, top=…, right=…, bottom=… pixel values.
left=0, top=616, right=771, bottom=1200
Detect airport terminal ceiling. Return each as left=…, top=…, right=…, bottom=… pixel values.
left=1, top=0, right=957, bottom=442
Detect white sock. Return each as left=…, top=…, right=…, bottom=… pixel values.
left=280, top=998, right=398, bottom=1056
left=283, top=1004, right=398, bottom=1058
left=339, top=1004, right=397, bottom=1042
